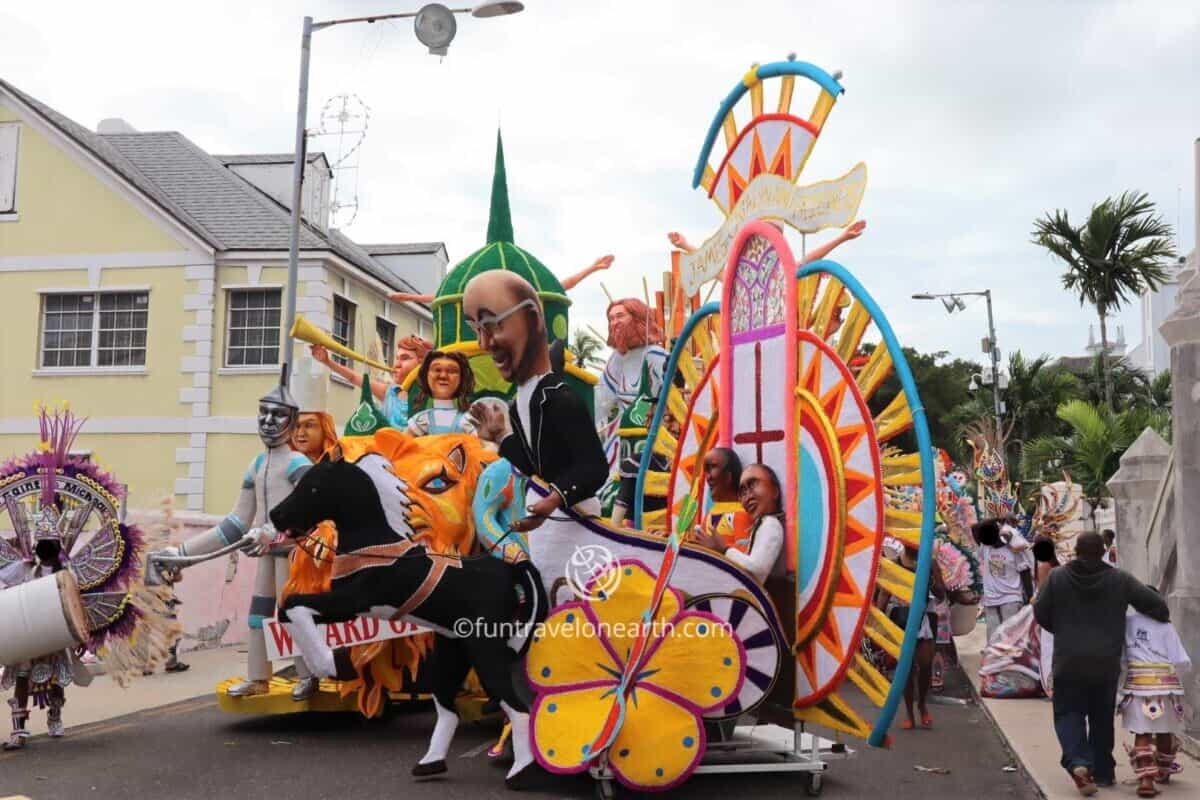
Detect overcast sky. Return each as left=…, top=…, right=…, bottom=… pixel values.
left=3, top=1, right=1197, bottom=368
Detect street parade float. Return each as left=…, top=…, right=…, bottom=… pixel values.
left=3, top=57, right=948, bottom=796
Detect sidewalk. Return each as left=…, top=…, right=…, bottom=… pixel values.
left=19, top=644, right=244, bottom=737
left=958, top=624, right=1197, bottom=799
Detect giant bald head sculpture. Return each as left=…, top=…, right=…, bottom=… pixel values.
left=462, top=271, right=549, bottom=385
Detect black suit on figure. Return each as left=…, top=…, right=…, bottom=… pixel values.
left=500, top=373, right=608, bottom=508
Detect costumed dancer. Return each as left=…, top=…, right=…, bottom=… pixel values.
left=406, top=350, right=479, bottom=436
left=1, top=537, right=81, bottom=749
left=310, top=334, right=431, bottom=429
left=155, top=374, right=316, bottom=699
left=1120, top=600, right=1191, bottom=797
left=2, top=406, right=178, bottom=750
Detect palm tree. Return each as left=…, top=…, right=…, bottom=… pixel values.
left=1149, top=369, right=1172, bottom=413
left=1032, top=191, right=1176, bottom=411
left=1021, top=399, right=1170, bottom=521
left=1001, top=351, right=1081, bottom=474
left=571, top=328, right=607, bottom=369
left=1077, top=355, right=1152, bottom=410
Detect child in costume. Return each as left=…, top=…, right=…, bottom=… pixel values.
left=1120, top=603, right=1191, bottom=797
left=406, top=350, right=478, bottom=437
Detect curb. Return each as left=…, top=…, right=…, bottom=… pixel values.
left=958, top=660, right=1048, bottom=800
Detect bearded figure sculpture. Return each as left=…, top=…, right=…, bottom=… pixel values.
left=596, top=298, right=668, bottom=522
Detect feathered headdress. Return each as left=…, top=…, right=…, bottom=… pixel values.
left=34, top=403, right=87, bottom=503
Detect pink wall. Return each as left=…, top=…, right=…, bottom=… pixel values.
left=130, top=510, right=256, bottom=652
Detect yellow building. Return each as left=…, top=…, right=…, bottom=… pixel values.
left=0, top=79, right=446, bottom=515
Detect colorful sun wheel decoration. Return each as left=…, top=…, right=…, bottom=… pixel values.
left=636, top=58, right=934, bottom=749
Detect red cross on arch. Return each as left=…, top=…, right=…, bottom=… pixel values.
left=733, top=341, right=786, bottom=463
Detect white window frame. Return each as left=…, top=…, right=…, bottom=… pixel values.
left=223, top=286, right=283, bottom=369
left=35, top=288, right=150, bottom=374
left=0, top=121, right=19, bottom=220
left=331, top=294, right=357, bottom=367
left=375, top=315, right=396, bottom=367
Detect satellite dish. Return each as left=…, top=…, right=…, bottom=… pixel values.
left=414, top=3, right=458, bottom=56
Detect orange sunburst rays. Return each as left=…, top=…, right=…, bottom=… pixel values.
left=722, top=125, right=797, bottom=208
left=793, top=343, right=879, bottom=685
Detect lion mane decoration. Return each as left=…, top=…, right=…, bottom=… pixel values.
left=281, top=431, right=496, bottom=717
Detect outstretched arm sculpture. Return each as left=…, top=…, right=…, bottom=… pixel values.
left=668, top=219, right=867, bottom=262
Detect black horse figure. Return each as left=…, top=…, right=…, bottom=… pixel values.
left=270, top=445, right=547, bottom=789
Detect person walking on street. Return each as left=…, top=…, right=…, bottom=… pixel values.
left=973, top=518, right=1030, bottom=640
left=1033, top=531, right=1170, bottom=796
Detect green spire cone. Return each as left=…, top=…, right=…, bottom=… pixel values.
left=486, top=129, right=514, bottom=244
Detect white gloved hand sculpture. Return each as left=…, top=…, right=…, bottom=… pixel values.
left=244, top=524, right=277, bottom=558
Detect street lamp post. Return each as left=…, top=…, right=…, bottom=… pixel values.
left=280, top=2, right=524, bottom=385
left=913, top=289, right=1003, bottom=426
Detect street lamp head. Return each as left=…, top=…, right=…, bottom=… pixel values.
left=415, top=3, right=458, bottom=55
left=472, top=0, right=525, bottom=17
left=968, top=377, right=979, bottom=392
left=911, top=293, right=935, bottom=300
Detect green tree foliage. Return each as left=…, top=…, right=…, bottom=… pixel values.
left=865, top=346, right=982, bottom=463
left=571, top=328, right=606, bottom=369
left=1074, top=355, right=1154, bottom=409
left=1032, top=191, right=1176, bottom=410
left=1020, top=400, right=1170, bottom=518
left=1149, top=369, right=1172, bottom=413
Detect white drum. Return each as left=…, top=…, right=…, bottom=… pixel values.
left=0, top=570, right=89, bottom=665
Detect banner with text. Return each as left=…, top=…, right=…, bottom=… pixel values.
left=680, top=162, right=868, bottom=295
left=264, top=616, right=429, bottom=661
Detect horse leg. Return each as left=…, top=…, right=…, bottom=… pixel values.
left=464, top=637, right=535, bottom=783
left=281, top=604, right=336, bottom=680
left=413, top=635, right=471, bottom=777
left=280, top=579, right=374, bottom=679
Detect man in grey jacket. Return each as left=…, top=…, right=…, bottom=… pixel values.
left=1033, top=531, right=1169, bottom=796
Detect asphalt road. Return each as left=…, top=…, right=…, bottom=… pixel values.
left=1, top=667, right=1038, bottom=799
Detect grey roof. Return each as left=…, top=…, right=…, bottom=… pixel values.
left=215, top=152, right=327, bottom=166
left=0, top=78, right=426, bottom=295
left=1052, top=354, right=1124, bottom=374
left=363, top=242, right=447, bottom=257
left=103, top=131, right=329, bottom=252
left=0, top=78, right=224, bottom=249
left=327, top=229, right=422, bottom=296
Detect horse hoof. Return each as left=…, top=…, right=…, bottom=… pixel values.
left=505, top=763, right=550, bottom=791
left=412, top=760, right=447, bottom=778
